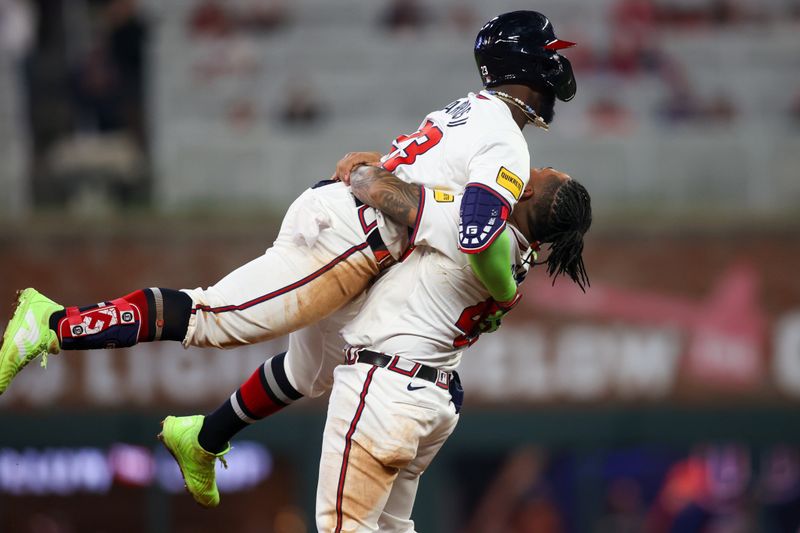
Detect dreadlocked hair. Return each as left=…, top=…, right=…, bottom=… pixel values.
left=541, top=179, right=592, bottom=292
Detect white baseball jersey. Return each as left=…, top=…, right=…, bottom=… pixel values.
left=373, top=90, right=531, bottom=256
left=317, top=196, right=532, bottom=532
left=341, top=187, right=532, bottom=371
left=183, top=91, right=530, bottom=350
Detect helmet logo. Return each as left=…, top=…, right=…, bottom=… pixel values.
left=481, top=65, right=488, bottom=76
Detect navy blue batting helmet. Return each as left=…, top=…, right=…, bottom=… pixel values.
left=475, top=11, right=577, bottom=102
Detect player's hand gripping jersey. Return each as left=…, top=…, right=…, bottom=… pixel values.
left=377, top=90, right=531, bottom=254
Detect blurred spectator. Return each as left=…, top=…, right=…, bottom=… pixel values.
left=654, top=0, right=767, bottom=29
left=508, top=490, right=565, bottom=533
left=658, top=81, right=739, bottom=126
left=21, top=0, right=150, bottom=207
left=190, top=0, right=233, bottom=37
left=704, top=91, right=737, bottom=124
left=658, top=75, right=702, bottom=124
left=758, top=447, right=800, bottom=533
left=69, top=0, right=147, bottom=141
left=605, top=36, right=664, bottom=76
left=588, top=97, right=636, bottom=136
left=791, top=89, right=800, bottom=125
left=791, top=0, right=800, bottom=22
left=709, top=0, right=742, bottom=26
left=279, top=79, right=325, bottom=127
left=271, top=506, right=308, bottom=533
left=612, top=0, right=656, bottom=41
left=228, top=98, right=257, bottom=131
left=647, top=444, right=753, bottom=533
left=607, top=34, right=642, bottom=76
left=462, top=444, right=800, bottom=533
left=595, top=478, right=646, bottom=533
left=190, top=0, right=287, bottom=38
left=106, top=0, right=146, bottom=77
left=464, top=447, right=548, bottom=533
left=71, top=43, right=124, bottom=133
left=381, top=0, right=426, bottom=34
left=605, top=0, right=665, bottom=79
left=447, top=3, right=476, bottom=34
left=241, top=0, right=288, bottom=33
left=104, top=0, right=147, bottom=144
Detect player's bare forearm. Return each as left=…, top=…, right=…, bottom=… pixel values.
left=350, top=165, right=420, bottom=228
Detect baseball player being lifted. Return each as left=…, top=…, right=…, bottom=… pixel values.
left=0, top=11, right=577, bottom=396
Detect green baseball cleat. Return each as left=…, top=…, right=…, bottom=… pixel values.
left=0, top=288, right=63, bottom=395
left=158, top=415, right=230, bottom=508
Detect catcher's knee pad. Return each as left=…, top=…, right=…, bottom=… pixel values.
left=459, top=184, right=510, bottom=252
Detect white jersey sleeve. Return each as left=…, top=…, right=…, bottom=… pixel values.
left=465, top=133, right=531, bottom=209
left=371, top=91, right=532, bottom=258
left=407, top=187, right=463, bottom=264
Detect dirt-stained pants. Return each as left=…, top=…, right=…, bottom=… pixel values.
left=182, top=184, right=381, bottom=349
left=316, top=362, right=459, bottom=532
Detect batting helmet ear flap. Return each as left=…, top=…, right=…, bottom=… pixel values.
left=548, top=55, right=576, bottom=102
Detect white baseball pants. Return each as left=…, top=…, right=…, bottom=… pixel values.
left=316, top=362, right=459, bottom=532
left=182, top=184, right=382, bottom=349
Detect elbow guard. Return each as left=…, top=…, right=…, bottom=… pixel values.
left=459, top=184, right=510, bottom=253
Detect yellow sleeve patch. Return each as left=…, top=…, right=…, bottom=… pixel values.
left=496, top=167, right=523, bottom=200
left=433, top=189, right=454, bottom=203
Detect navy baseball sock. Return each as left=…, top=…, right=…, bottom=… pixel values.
left=197, top=401, right=248, bottom=454
left=48, top=288, right=191, bottom=350
left=198, top=353, right=303, bottom=453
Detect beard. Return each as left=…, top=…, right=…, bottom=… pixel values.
left=537, top=90, right=556, bottom=124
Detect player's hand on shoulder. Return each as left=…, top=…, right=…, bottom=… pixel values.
left=477, top=291, right=522, bottom=334
left=332, top=151, right=383, bottom=184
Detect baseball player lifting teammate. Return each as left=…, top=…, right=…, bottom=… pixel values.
left=0, top=10, right=577, bottom=391
left=173, top=163, right=590, bottom=531
left=318, top=164, right=589, bottom=532
left=152, top=11, right=588, bottom=517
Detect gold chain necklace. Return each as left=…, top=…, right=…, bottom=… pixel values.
left=489, top=90, right=550, bottom=131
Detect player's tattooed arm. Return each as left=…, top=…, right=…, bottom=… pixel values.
left=332, top=151, right=382, bottom=183
left=350, top=166, right=421, bottom=227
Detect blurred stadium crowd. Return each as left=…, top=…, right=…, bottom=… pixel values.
left=0, top=0, right=798, bottom=214
left=0, top=0, right=799, bottom=532
left=458, top=444, right=800, bottom=533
